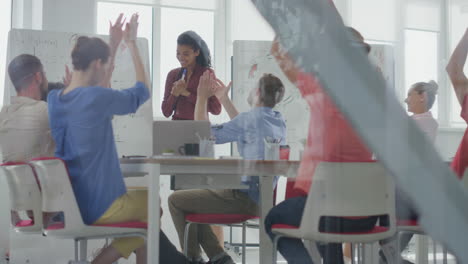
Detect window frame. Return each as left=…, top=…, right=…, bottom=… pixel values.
left=403, top=27, right=441, bottom=119
left=349, top=0, right=461, bottom=129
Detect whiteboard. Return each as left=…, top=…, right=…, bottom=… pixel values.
left=4, top=29, right=153, bottom=157
left=232, top=41, right=395, bottom=159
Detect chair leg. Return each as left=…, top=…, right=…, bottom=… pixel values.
left=304, top=240, right=322, bottom=264
left=273, top=235, right=282, bottom=264
left=396, top=232, right=401, bottom=264
left=433, top=240, right=437, bottom=264
left=79, top=240, right=87, bottom=261
left=242, top=222, right=246, bottom=264
left=183, top=222, right=192, bottom=257
left=361, top=244, right=366, bottom=264
left=357, top=243, right=362, bottom=264
left=351, top=243, right=355, bottom=264
left=415, top=235, right=429, bottom=264
left=74, top=239, right=79, bottom=261
left=442, top=246, right=448, bottom=264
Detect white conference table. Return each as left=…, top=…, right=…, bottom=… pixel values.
left=120, top=157, right=300, bottom=264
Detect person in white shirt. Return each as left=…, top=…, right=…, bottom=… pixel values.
left=380, top=80, right=439, bottom=264
left=0, top=54, right=55, bottom=163
left=0, top=54, right=56, bottom=262
left=404, top=80, right=439, bottom=142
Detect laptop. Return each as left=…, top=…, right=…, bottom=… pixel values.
left=153, top=120, right=211, bottom=155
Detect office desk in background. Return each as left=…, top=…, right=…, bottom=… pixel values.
left=120, top=158, right=300, bottom=264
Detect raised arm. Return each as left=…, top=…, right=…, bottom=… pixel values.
left=213, top=79, right=239, bottom=120
left=446, top=28, right=468, bottom=106
left=100, top=13, right=125, bottom=88
left=124, top=13, right=150, bottom=90
left=271, top=37, right=300, bottom=84
left=194, top=71, right=214, bottom=121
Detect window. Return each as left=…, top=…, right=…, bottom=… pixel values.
left=229, top=0, right=274, bottom=42
left=96, top=1, right=153, bottom=71
left=404, top=29, right=439, bottom=118
left=0, top=0, right=12, bottom=106
left=350, top=0, right=398, bottom=42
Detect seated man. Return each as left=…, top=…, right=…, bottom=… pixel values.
left=168, top=72, right=287, bottom=264
left=0, top=54, right=61, bottom=229
left=0, top=54, right=55, bottom=163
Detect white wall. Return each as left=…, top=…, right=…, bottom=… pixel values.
left=12, top=0, right=96, bottom=33
left=42, top=0, right=96, bottom=34
left=436, top=130, right=465, bottom=161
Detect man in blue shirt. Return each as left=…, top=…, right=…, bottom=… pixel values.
left=168, top=72, right=287, bottom=264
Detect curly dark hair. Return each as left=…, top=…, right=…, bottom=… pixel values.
left=177, top=31, right=212, bottom=68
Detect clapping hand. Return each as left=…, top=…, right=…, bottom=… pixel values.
left=213, top=79, right=232, bottom=101
left=124, top=13, right=139, bottom=44
left=197, top=71, right=215, bottom=98
left=171, top=79, right=187, bottom=96
left=271, top=36, right=299, bottom=83
left=109, top=13, right=125, bottom=55
left=62, top=65, right=72, bottom=87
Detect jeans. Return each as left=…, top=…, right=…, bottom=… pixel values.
left=168, top=189, right=258, bottom=259
left=265, top=196, right=378, bottom=264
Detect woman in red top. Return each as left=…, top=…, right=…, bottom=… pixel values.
left=161, top=31, right=221, bottom=120
left=448, top=28, right=468, bottom=178
left=264, top=28, right=376, bottom=264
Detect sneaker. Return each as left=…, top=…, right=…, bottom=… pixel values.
left=207, top=254, right=235, bottom=264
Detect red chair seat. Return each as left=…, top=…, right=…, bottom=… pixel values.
left=94, top=221, right=147, bottom=229
left=46, top=221, right=147, bottom=230
left=272, top=224, right=389, bottom=235
left=272, top=224, right=298, bottom=230
left=15, top=220, right=34, bottom=227
left=186, top=214, right=259, bottom=224
left=397, top=219, right=419, bottom=226
left=46, top=222, right=65, bottom=230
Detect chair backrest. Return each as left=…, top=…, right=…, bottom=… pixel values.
left=0, top=162, right=42, bottom=232
left=462, top=169, right=468, bottom=190
left=29, top=158, right=86, bottom=232
left=300, top=161, right=396, bottom=242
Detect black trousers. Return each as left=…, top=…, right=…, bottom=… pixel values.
left=160, top=231, right=189, bottom=264
left=265, top=196, right=379, bottom=264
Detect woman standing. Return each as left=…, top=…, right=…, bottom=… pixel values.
left=161, top=31, right=221, bottom=120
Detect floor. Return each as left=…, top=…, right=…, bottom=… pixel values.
left=4, top=235, right=458, bottom=264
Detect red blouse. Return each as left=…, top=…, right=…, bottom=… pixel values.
left=292, top=72, right=373, bottom=197
left=161, top=64, right=221, bottom=120
left=451, top=95, right=468, bottom=178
